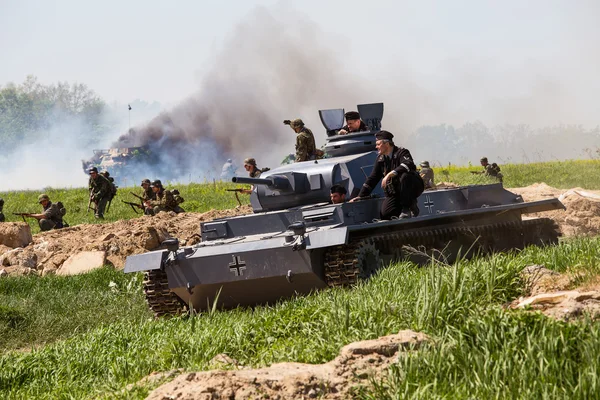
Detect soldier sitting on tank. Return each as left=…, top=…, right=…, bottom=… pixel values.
left=330, top=185, right=347, bottom=204
left=338, top=111, right=369, bottom=135
left=28, top=194, right=66, bottom=231
left=350, top=130, right=424, bottom=219
left=419, top=161, right=436, bottom=190
left=144, top=180, right=182, bottom=215
left=474, top=157, right=503, bottom=182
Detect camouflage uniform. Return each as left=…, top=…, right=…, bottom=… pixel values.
left=249, top=168, right=262, bottom=178
left=483, top=163, right=503, bottom=182
left=295, top=127, right=316, bottom=162
left=89, top=173, right=112, bottom=218
left=147, top=189, right=179, bottom=215
left=39, top=201, right=64, bottom=231
left=142, top=187, right=155, bottom=201
left=419, top=167, right=435, bottom=189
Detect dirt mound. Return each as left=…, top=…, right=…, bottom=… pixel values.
left=510, top=183, right=600, bottom=237
left=0, top=206, right=252, bottom=276
left=144, top=330, right=429, bottom=400
left=509, top=265, right=600, bottom=320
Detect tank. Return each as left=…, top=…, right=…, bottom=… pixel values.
left=124, top=103, right=565, bottom=317
left=81, top=146, right=153, bottom=175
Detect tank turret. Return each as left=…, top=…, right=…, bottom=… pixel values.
left=232, top=103, right=385, bottom=212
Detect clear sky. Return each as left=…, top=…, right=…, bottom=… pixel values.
left=2, top=0, right=598, bottom=125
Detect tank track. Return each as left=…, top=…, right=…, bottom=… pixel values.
left=143, top=269, right=186, bottom=318
left=323, top=218, right=560, bottom=287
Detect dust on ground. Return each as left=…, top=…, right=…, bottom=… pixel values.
left=509, top=183, right=600, bottom=237
left=0, top=206, right=252, bottom=276
left=509, top=265, right=600, bottom=321
left=140, top=330, right=429, bottom=400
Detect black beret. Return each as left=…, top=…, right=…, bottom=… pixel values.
left=375, top=130, right=394, bottom=141
left=344, top=111, right=360, bottom=120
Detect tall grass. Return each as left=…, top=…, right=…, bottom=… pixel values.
left=1, top=238, right=599, bottom=399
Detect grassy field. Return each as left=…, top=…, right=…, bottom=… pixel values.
left=1, top=159, right=600, bottom=234
left=1, top=238, right=600, bottom=399
left=1, top=159, right=600, bottom=398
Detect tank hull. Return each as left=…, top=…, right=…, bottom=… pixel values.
left=125, top=184, right=564, bottom=316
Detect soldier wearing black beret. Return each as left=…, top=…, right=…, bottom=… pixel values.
left=350, top=130, right=424, bottom=219
left=338, top=111, right=369, bottom=135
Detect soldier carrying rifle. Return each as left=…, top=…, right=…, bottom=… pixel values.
left=88, top=167, right=112, bottom=219
left=14, top=194, right=67, bottom=231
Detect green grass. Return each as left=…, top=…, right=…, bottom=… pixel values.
left=1, top=238, right=600, bottom=399
left=0, top=268, right=148, bottom=351
left=434, top=159, right=600, bottom=189
left=1, top=159, right=599, bottom=234
left=0, top=181, right=243, bottom=234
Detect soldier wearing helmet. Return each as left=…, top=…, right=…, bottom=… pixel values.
left=140, top=178, right=154, bottom=201
left=419, top=160, right=436, bottom=190
left=283, top=118, right=317, bottom=162
left=144, top=180, right=182, bottom=215
left=28, top=194, right=66, bottom=231
left=338, top=111, right=369, bottom=135
left=476, top=157, right=503, bottom=182
left=243, top=158, right=270, bottom=179
left=88, top=166, right=112, bottom=219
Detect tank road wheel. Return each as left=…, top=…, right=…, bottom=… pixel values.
left=143, top=269, right=186, bottom=318
left=323, top=240, right=382, bottom=287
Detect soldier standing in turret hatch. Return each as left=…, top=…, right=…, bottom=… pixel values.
left=338, top=111, right=369, bottom=135
left=284, top=118, right=317, bottom=162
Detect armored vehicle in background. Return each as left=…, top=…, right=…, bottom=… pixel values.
left=125, top=103, right=564, bottom=317
left=82, top=147, right=152, bottom=176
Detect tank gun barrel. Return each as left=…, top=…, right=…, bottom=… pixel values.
left=232, top=177, right=272, bottom=186
left=232, top=175, right=292, bottom=191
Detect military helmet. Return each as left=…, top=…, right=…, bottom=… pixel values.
left=140, top=178, right=151, bottom=186
left=420, top=161, right=430, bottom=168
left=88, top=166, right=98, bottom=174
left=226, top=159, right=232, bottom=163
left=290, top=118, right=304, bottom=129
left=480, top=157, right=488, bottom=163
left=150, top=179, right=163, bottom=188
left=244, top=157, right=257, bottom=166
left=38, top=194, right=50, bottom=203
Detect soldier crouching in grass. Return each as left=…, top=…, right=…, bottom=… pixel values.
left=28, top=194, right=66, bottom=231
left=144, top=180, right=183, bottom=215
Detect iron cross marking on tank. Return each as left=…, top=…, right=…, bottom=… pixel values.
left=424, top=195, right=435, bottom=214
left=228, top=255, right=247, bottom=276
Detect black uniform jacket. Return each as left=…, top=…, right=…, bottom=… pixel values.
left=341, top=121, right=369, bottom=133
left=358, top=146, right=417, bottom=197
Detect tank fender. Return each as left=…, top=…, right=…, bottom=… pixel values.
left=306, top=227, right=348, bottom=249
left=124, top=249, right=168, bottom=273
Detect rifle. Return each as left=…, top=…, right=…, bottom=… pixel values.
left=123, top=192, right=145, bottom=214
left=470, top=171, right=482, bottom=175
left=122, top=201, right=144, bottom=214
left=226, top=188, right=251, bottom=206
left=87, top=190, right=97, bottom=213
left=13, top=213, right=34, bottom=223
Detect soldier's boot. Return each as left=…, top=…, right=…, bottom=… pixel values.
left=39, top=219, right=56, bottom=231
left=410, top=200, right=420, bottom=217
left=398, top=207, right=412, bottom=219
